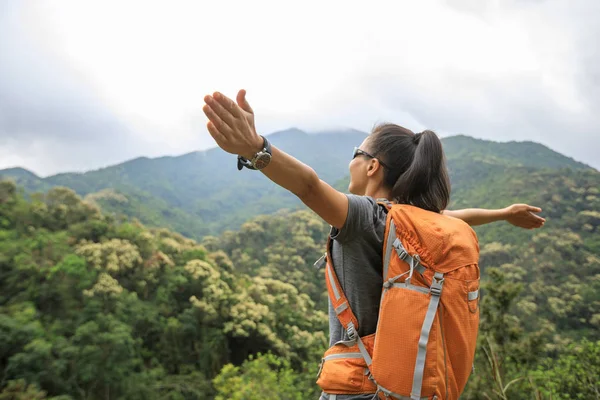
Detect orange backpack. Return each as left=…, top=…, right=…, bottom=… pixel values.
left=315, top=203, right=480, bottom=400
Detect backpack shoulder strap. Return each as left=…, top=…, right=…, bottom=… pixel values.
left=376, top=198, right=392, bottom=210
left=325, top=237, right=373, bottom=365
left=382, top=211, right=397, bottom=280
left=324, top=237, right=360, bottom=335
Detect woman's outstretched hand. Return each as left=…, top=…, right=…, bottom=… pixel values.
left=202, top=89, right=263, bottom=159
left=504, top=204, right=546, bottom=229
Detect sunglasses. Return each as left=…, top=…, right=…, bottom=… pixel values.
left=352, top=147, right=390, bottom=169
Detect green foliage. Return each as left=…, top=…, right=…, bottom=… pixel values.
left=530, top=340, right=600, bottom=399
left=213, top=353, right=319, bottom=400
left=0, top=379, right=51, bottom=400
left=0, top=133, right=599, bottom=398
left=0, top=185, right=326, bottom=399
left=202, top=209, right=331, bottom=310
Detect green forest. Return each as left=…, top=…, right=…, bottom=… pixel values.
left=1, top=134, right=600, bottom=399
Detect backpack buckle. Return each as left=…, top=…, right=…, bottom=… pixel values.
left=346, top=323, right=357, bottom=341
left=431, top=272, right=444, bottom=297
left=392, top=238, right=409, bottom=261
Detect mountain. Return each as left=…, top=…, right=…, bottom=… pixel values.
left=0, top=129, right=595, bottom=239
left=0, top=129, right=366, bottom=237
left=442, top=135, right=590, bottom=170
left=0, top=168, right=52, bottom=193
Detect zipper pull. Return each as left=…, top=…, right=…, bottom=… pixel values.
left=316, top=358, right=325, bottom=379
left=314, top=253, right=327, bottom=270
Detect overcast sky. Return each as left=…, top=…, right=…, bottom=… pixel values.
left=0, top=0, right=598, bottom=176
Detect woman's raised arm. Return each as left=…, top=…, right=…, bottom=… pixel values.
left=202, top=90, right=349, bottom=229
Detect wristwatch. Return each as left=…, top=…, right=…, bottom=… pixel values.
left=237, top=136, right=272, bottom=171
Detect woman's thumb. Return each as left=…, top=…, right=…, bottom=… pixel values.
left=236, top=89, right=253, bottom=113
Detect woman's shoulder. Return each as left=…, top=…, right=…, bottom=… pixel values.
left=331, top=195, right=388, bottom=243
left=348, top=194, right=390, bottom=217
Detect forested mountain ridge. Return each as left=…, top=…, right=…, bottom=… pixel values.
left=1, top=157, right=599, bottom=398
left=441, top=134, right=591, bottom=170
left=0, top=130, right=593, bottom=239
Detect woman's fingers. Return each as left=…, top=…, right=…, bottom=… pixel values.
left=530, top=211, right=545, bottom=223
left=202, top=103, right=231, bottom=134
left=213, top=92, right=243, bottom=119
left=527, top=212, right=545, bottom=222
left=206, top=121, right=226, bottom=145
left=205, top=95, right=236, bottom=128
left=521, top=212, right=545, bottom=229
left=525, top=205, right=545, bottom=224
left=236, top=89, right=253, bottom=113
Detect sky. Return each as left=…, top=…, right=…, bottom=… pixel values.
left=0, top=0, right=598, bottom=177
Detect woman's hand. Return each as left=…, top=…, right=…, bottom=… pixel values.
left=202, top=89, right=263, bottom=159
left=504, top=204, right=545, bottom=229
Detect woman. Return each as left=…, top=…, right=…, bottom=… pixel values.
left=202, top=90, right=545, bottom=399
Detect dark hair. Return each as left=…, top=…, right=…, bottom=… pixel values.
left=367, top=123, right=450, bottom=213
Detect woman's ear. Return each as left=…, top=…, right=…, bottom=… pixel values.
left=366, top=159, right=380, bottom=176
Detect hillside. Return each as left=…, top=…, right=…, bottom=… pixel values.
left=1, top=177, right=598, bottom=399
left=442, top=135, right=591, bottom=170
left=1, top=129, right=366, bottom=238
left=0, top=130, right=594, bottom=239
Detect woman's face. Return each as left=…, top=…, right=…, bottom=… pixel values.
left=348, top=138, right=371, bottom=195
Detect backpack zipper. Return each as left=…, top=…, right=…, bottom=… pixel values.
left=324, top=352, right=363, bottom=361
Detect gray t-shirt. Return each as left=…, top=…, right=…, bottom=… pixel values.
left=319, top=195, right=388, bottom=400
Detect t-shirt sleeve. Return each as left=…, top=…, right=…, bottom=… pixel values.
left=330, top=194, right=381, bottom=244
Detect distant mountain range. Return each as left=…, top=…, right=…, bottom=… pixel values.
left=0, top=129, right=596, bottom=239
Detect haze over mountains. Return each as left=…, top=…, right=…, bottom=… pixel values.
left=0, top=128, right=595, bottom=239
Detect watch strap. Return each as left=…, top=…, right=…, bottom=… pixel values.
left=237, top=136, right=271, bottom=171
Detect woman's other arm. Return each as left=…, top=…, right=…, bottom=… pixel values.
left=443, top=205, right=545, bottom=229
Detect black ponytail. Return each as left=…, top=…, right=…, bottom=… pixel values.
left=368, top=125, right=450, bottom=213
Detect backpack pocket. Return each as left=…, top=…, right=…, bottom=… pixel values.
left=439, top=267, right=480, bottom=394
left=370, top=283, right=442, bottom=398
left=316, top=334, right=377, bottom=394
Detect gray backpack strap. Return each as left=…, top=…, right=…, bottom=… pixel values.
left=392, top=238, right=426, bottom=279
left=382, top=219, right=397, bottom=279
left=411, top=271, right=445, bottom=399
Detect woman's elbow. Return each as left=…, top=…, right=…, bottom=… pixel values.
left=296, top=168, right=320, bottom=200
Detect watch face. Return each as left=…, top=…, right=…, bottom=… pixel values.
left=253, top=152, right=272, bottom=170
